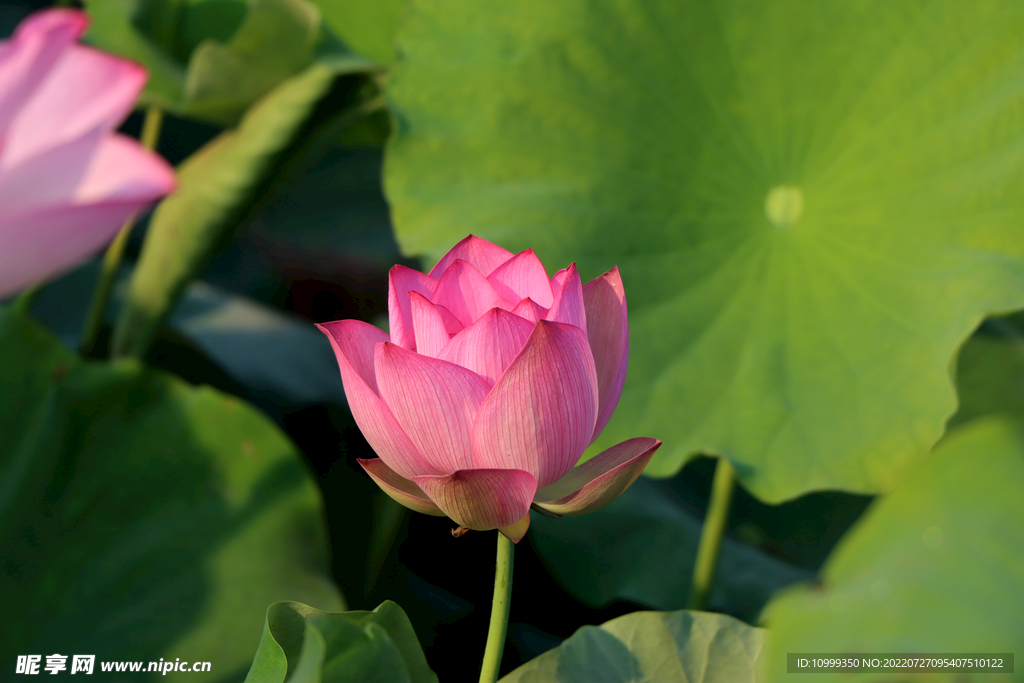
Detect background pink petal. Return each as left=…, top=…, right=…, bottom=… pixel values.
left=487, top=248, right=553, bottom=307
left=546, top=263, right=587, bottom=333
left=412, top=468, right=536, bottom=530
left=0, top=200, right=131, bottom=299
left=317, top=321, right=439, bottom=479
left=0, top=9, right=86, bottom=141
left=583, top=266, right=630, bottom=443
left=375, top=342, right=492, bottom=473
left=431, top=259, right=513, bottom=327
left=1, top=43, right=145, bottom=168
left=410, top=291, right=452, bottom=358
left=533, top=437, right=661, bottom=516
left=0, top=133, right=174, bottom=217
left=427, top=233, right=513, bottom=278
left=472, top=320, right=599, bottom=486
left=437, top=307, right=534, bottom=385
left=359, top=458, right=446, bottom=516
left=388, top=264, right=437, bottom=350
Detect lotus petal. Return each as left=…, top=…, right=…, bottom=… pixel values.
left=413, top=468, right=536, bottom=531
left=359, top=458, right=446, bottom=516
left=317, top=321, right=438, bottom=479
left=428, top=233, right=513, bottom=278
left=437, top=307, right=534, bottom=385
left=533, top=437, right=661, bottom=516
left=410, top=291, right=451, bottom=358
left=432, top=259, right=513, bottom=327
left=583, top=266, right=629, bottom=442
left=472, top=320, right=599, bottom=486
left=2, top=41, right=145, bottom=168
left=487, top=248, right=553, bottom=308
left=511, top=297, right=547, bottom=324
left=546, top=263, right=587, bottom=333
left=375, top=341, right=492, bottom=473
left=498, top=513, right=531, bottom=543
left=387, top=264, right=437, bottom=350
left=0, top=9, right=87, bottom=140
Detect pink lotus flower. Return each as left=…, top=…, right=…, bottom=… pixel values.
left=319, top=235, right=661, bottom=542
left=0, top=9, right=175, bottom=300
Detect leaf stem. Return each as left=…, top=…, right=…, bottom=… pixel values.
left=79, top=106, right=164, bottom=358
left=479, top=531, right=514, bottom=683
left=687, top=456, right=735, bottom=611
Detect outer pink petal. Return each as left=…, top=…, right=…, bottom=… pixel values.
left=511, top=297, right=547, bottom=324
left=358, top=458, right=446, bottom=517
left=546, top=263, right=587, bottom=333
left=487, top=249, right=553, bottom=308
left=498, top=514, right=531, bottom=544
left=583, top=266, right=629, bottom=442
left=437, top=307, right=535, bottom=385
left=412, top=468, right=536, bottom=531
left=388, top=265, right=437, bottom=350
left=375, top=342, right=492, bottom=473
left=410, top=291, right=451, bottom=358
left=0, top=9, right=86, bottom=140
left=431, top=259, right=513, bottom=327
left=427, top=234, right=514, bottom=279
left=472, top=320, right=599, bottom=487
left=316, top=320, right=438, bottom=479
left=533, top=438, right=661, bottom=516
left=2, top=43, right=145, bottom=168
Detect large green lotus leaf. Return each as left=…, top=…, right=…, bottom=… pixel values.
left=500, top=610, right=764, bottom=683
left=0, top=308, right=343, bottom=682
left=530, top=476, right=811, bottom=623
left=384, top=0, right=1024, bottom=502
left=311, top=0, right=405, bottom=64
left=760, top=415, right=1024, bottom=683
left=244, top=601, right=438, bottom=683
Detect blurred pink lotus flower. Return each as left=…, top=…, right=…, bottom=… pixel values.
left=319, top=235, right=661, bottom=542
left=0, top=8, right=175, bottom=300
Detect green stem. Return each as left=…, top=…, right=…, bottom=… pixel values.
left=79, top=106, right=164, bottom=358
left=479, top=531, right=514, bottom=683
left=687, top=456, right=736, bottom=611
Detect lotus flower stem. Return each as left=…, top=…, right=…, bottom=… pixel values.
left=80, top=106, right=165, bottom=358
left=687, top=456, right=735, bottom=611
left=479, top=530, right=514, bottom=683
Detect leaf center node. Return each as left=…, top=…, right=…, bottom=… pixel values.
left=765, top=185, right=804, bottom=228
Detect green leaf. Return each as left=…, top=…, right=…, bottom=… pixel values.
left=244, top=601, right=438, bottom=683
left=530, top=476, right=812, bottom=622
left=949, top=317, right=1024, bottom=428
left=500, top=610, right=764, bottom=683
left=761, top=415, right=1024, bottom=682
left=0, top=308, right=343, bottom=682
left=179, top=0, right=322, bottom=125
left=312, top=0, right=404, bottom=64
left=383, top=0, right=1024, bottom=502
left=112, top=62, right=342, bottom=360
left=84, top=0, right=371, bottom=125
left=83, top=0, right=188, bottom=109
